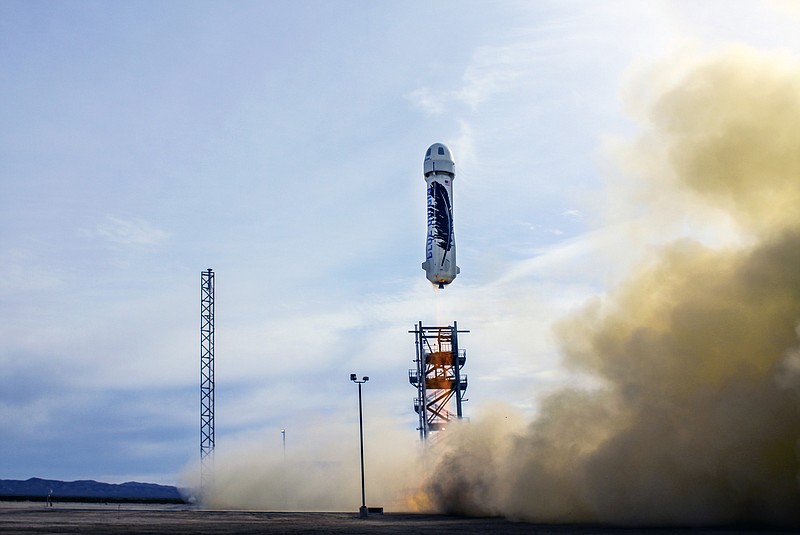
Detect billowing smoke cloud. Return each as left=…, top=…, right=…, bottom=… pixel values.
left=423, top=46, right=800, bottom=526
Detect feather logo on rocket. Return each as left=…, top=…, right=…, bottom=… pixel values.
left=422, top=143, right=460, bottom=289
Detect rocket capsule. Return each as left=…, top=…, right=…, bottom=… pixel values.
left=422, top=143, right=460, bottom=288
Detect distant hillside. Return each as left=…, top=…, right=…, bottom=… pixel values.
left=0, top=478, right=186, bottom=503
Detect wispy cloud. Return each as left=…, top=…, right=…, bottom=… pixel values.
left=85, top=215, right=170, bottom=246
left=405, top=41, right=539, bottom=116
left=405, top=87, right=448, bottom=116
left=0, top=249, right=64, bottom=294
left=455, top=41, right=544, bottom=109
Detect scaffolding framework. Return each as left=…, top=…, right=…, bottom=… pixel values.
left=200, top=268, right=215, bottom=493
left=409, top=321, right=468, bottom=440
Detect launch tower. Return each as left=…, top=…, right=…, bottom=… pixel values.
left=200, top=268, right=215, bottom=494
left=409, top=321, right=468, bottom=440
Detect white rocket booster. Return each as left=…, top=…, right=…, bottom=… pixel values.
left=422, top=143, right=459, bottom=288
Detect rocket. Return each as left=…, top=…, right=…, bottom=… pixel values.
left=422, top=143, right=460, bottom=288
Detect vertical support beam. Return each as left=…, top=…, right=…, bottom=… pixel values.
left=452, top=321, right=463, bottom=418
left=414, top=321, right=427, bottom=441
left=200, top=268, right=215, bottom=496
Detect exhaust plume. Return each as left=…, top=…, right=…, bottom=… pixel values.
left=423, top=46, right=800, bottom=526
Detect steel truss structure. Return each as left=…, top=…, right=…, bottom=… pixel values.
left=200, top=268, right=215, bottom=494
left=409, top=321, right=468, bottom=440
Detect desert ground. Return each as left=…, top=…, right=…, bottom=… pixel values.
left=0, top=502, right=797, bottom=535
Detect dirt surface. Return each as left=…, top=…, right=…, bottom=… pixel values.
left=0, top=502, right=794, bottom=534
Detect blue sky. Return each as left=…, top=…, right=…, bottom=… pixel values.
left=2, top=1, right=799, bottom=487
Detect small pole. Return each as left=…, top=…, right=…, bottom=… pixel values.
left=280, top=428, right=287, bottom=510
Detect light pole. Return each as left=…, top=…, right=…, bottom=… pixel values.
left=350, top=373, right=369, bottom=518
left=281, top=429, right=286, bottom=460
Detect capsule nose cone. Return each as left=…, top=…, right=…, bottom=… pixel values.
left=424, top=143, right=455, bottom=176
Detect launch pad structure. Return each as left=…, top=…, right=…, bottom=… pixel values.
left=409, top=321, right=469, bottom=441
left=200, top=268, right=215, bottom=494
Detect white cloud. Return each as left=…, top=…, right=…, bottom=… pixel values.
left=85, top=215, right=170, bottom=246
left=405, top=87, right=448, bottom=116
left=0, top=248, right=64, bottom=294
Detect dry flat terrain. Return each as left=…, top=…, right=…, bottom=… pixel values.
left=0, top=502, right=794, bottom=534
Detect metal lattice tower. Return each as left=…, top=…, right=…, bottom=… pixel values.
left=200, top=268, right=215, bottom=494
left=409, top=321, right=468, bottom=440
